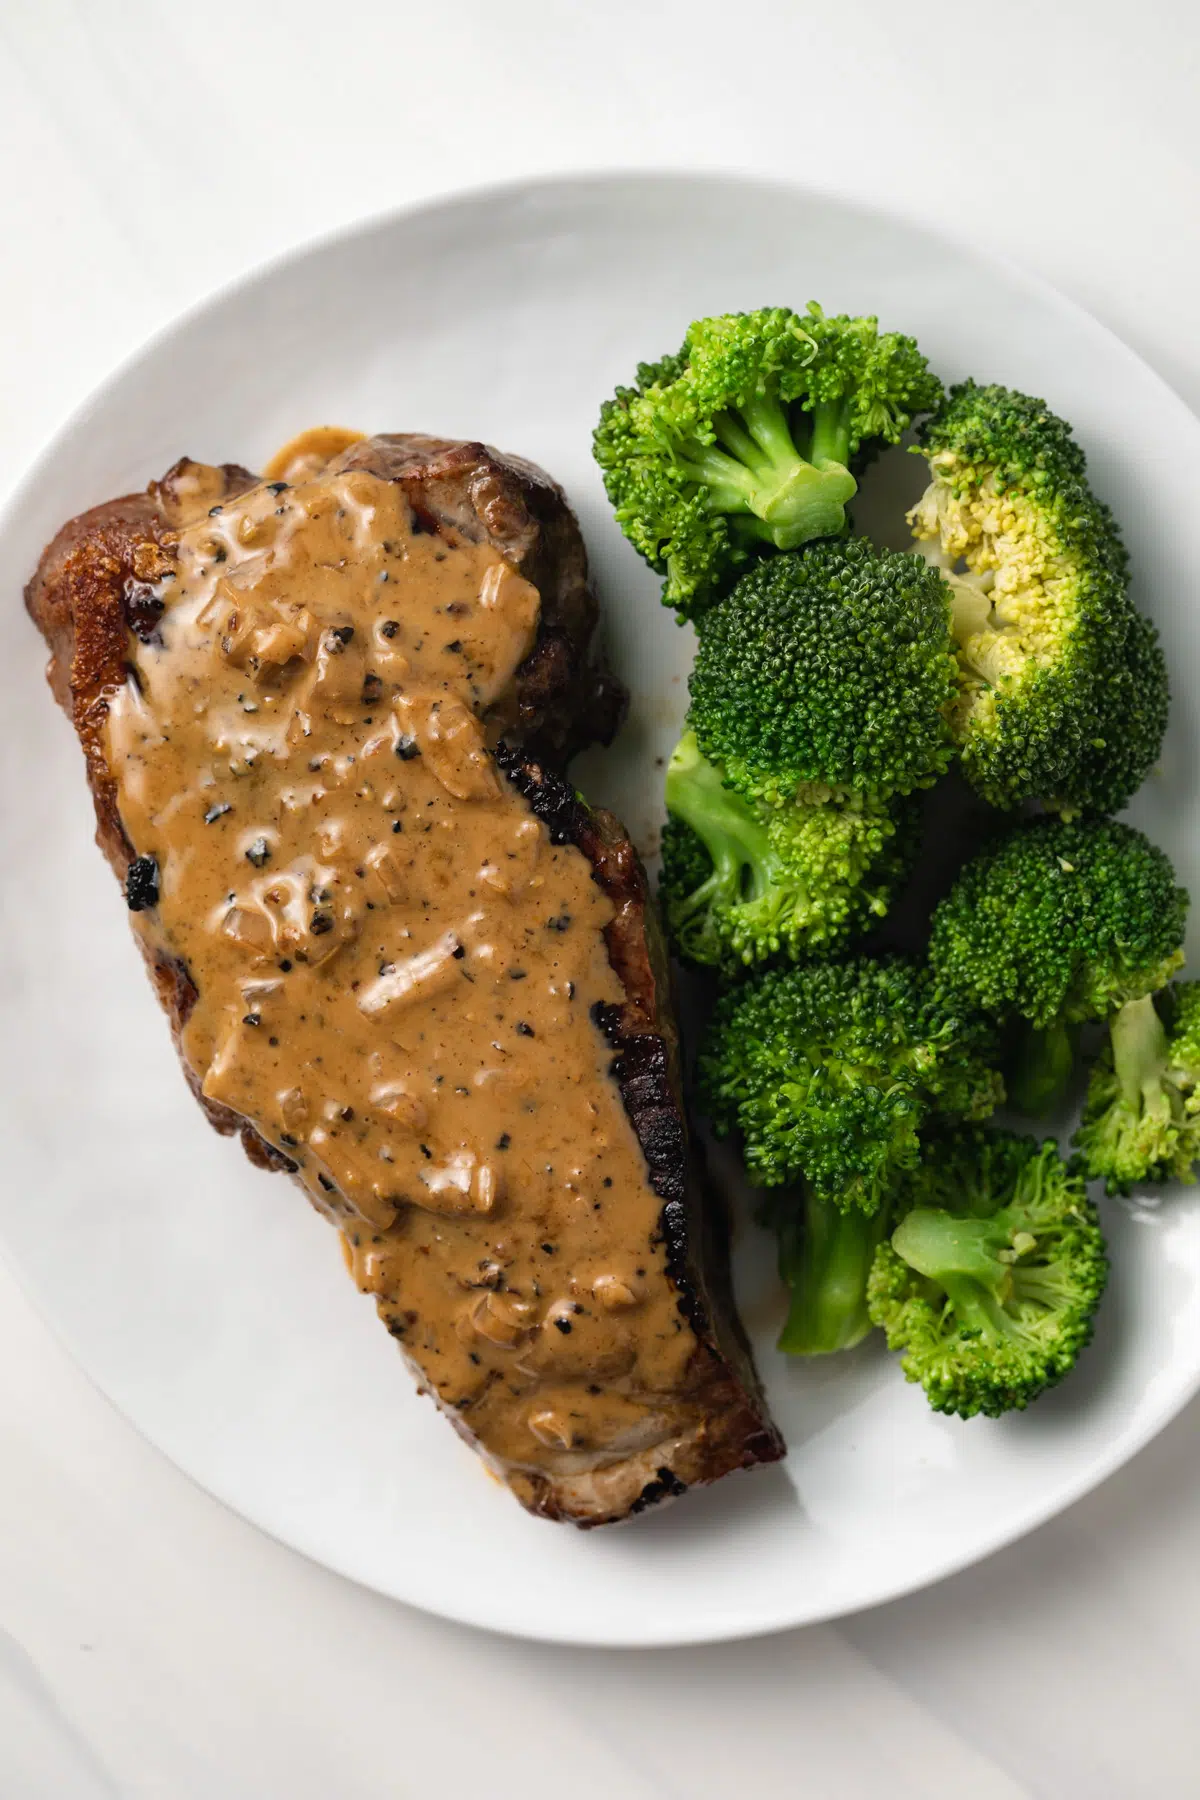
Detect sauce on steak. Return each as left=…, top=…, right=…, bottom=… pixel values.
left=26, top=432, right=784, bottom=1524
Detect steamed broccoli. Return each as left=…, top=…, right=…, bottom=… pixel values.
left=929, top=817, right=1187, bottom=1114
left=762, top=1184, right=895, bottom=1355
left=701, top=957, right=1001, bottom=1359
left=909, top=382, right=1168, bottom=815
left=687, top=538, right=958, bottom=805
left=661, top=734, right=908, bottom=969
left=1074, top=982, right=1200, bottom=1193
left=659, top=539, right=955, bottom=969
left=699, top=956, right=1002, bottom=1209
left=867, top=1129, right=1108, bottom=1417
left=595, top=304, right=943, bottom=617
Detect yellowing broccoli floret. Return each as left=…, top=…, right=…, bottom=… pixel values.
left=910, top=383, right=1168, bottom=815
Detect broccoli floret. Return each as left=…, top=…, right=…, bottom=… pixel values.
left=595, top=304, right=943, bottom=618
left=688, top=539, right=958, bottom=805
left=1074, top=982, right=1200, bottom=1192
left=929, top=817, right=1187, bottom=1113
left=660, top=733, right=908, bottom=970
left=659, top=811, right=717, bottom=922
left=698, top=957, right=1002, bottom=1210
left=762, top=1185, right=894, bottom=1355
left=658, top=539, right=953, bottom=970
left=1090, top=606, right=1171, bottom=819
left=909, top=382, right=1168, bottom=814
left=867, top=1129, right=1108, bottom=1417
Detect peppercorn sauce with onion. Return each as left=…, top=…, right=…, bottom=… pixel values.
left=103, top=435, right=700, bottom=1504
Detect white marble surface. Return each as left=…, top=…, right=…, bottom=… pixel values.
left=1, top=0, right=1199, bottom=1792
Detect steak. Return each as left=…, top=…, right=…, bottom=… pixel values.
left=25, top=431, right=784, bottom=1525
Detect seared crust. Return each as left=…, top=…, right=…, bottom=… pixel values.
left=22, top=463, right=292, bottom=1166
left=495, top=745, right=784, bottom=1523
left=26, top=435, right=782, bottom=1525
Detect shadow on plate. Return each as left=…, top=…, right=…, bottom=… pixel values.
left=608, top=1459, right=801, bottom=1549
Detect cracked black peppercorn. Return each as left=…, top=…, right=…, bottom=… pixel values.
left=125, top=855, right=159, bottom=911
left=245, top=835, right=271, bottom=867
left=125, top=582, right=165, bottom=643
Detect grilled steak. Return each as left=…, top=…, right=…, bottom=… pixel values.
left=25, top=430, right=784, bottom=1525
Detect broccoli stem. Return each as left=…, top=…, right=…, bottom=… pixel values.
left=776, top=1192, right=889, bottom=1354
left=892, top=1207, right=1009, bottom=1285
left=938, top=1275, right=1015, bottom=1344
left=737, top=391, right=799, bottom=467
left=664, top=730, right=785, bottom=913
left=674, top=389, right=856, bottom=548
left=712, top=411, right=772, bottom=468
left=807, top=397, right=853, bottom=470
left=1007, top=1018, right=1076, bottom=1116
left=1110, top=992, right=1171, bottom=1120
left=891, top=1207, right=1017, bottom=1344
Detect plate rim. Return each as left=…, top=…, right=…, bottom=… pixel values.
left=4, top=166, right=1200, bottom=1647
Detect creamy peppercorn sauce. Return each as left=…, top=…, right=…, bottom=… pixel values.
left=104, top=433, right=701, bottom=1506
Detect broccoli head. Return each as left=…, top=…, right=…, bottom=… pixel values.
left=658, top=539, right=953, bottom=970
left=660, top=733, right=910, bottom=970
left=1074, top=982, right=1200, bottom=1193
left=698, top=956, right=1002, bottom=1210
left=929, top=816, right=1187, bottom=1112
left=595, top=304, right=943, bottom=617
left=687, top=538, right=959, bottom=806
left=867, top=1129, right=1108, bottom=1417
left=909, top=381, right=1168, bottom=814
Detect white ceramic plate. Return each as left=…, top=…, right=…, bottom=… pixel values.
left=2, top=173, right=1199, bottom=1648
